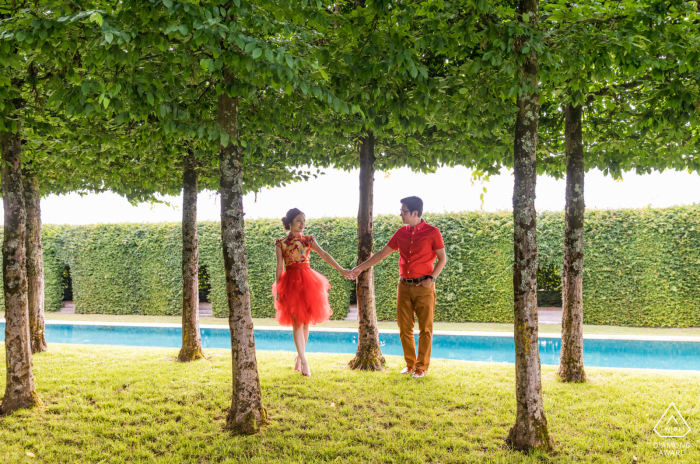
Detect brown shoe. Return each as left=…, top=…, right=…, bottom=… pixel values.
left=412, top=369, right=426, bottom=378
left=400, top=366, right=415, bottom=375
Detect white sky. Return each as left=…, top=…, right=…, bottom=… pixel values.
left=7, top=166, right=699, bottom=225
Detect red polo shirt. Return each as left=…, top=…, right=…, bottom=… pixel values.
left=387, top=219, right=445, bottom=279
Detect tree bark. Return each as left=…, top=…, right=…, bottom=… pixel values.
left=0, top=126, right=42, bottom=415
left=178, top=150, right=205, bottom=362
left=506, top=0, right=553, bottom=452
left=23, top=168, right=47, bottom=354
left=218, top=80, right=267, bottom=435
left=559, top=103, right=587, bottom=382
left=348, top=132, right=385, bottom=371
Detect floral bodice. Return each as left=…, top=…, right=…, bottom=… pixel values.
left=275, top=234, right=315, bottom=267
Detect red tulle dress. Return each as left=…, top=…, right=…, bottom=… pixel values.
left=272, top=234, right=333, bottom=326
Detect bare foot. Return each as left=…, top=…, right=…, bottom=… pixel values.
left=301, top=360, right=311, bottom=377
left=294, top=356, right=302, bottom=372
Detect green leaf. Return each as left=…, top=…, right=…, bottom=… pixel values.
left=163, top=0, right=173, bottom=7
left=522, top=13, right=530, bottom=23
left=459, top=88, right=468, bottom=95
left=81, top=81, right=90, bottom=96
left=147, top=92, right=155, bottom=106
left=105, top=32, right=113, bottom=44
left=470, top=60, right=482, bottom=74
left=285, top=54, right=294, bottom=69
left=89, top=12, right=103, bottom=27
left=252, top=48, right=263, bottom=60
left=220, top=132, right=230, bottom=147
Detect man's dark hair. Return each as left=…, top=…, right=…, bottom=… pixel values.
left=401, top=196, right=423, bottom=217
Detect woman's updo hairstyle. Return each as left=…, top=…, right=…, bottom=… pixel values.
left=282, top=208, right=304, bottom=231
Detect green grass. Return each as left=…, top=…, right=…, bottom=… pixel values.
left=0, top=345, right=698, bottom=463
left=3, top=311, right=700, bottom=337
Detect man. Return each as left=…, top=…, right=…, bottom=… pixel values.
left=348, top=196, right=447, bottom=378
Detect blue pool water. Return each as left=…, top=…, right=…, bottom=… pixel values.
left=1, top=323, right=698, bottom=371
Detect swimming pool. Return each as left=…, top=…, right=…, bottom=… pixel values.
left=1, top=322, right=698, bottom=371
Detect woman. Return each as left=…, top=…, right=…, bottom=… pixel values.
left=272, top=208, right=349, bottom=377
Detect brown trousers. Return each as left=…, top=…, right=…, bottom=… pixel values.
left=396, top=280, right=436, bottom=371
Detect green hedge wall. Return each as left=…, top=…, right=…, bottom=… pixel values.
left=0, top=220, right=354, bottom=320
left=0, top=205, right=698, bottom=327
left=575, top=207, right=699, bottom=327
left=50, top=223, right=184, bottom=315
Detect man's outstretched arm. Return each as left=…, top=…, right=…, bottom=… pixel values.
left=348, top=245, right=395, bottom=279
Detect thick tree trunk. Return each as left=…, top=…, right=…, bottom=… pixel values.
left=178, top=150, right=205, bottom=362
left=348, top=132, right=385, bottom=371
left=559, top=103, right=586, bottom=382
left=218, top=83, right=267, bottom=435
left=506, top=0, right=553, bottom=452
left=0, top=127, right=41, bottom=415
left=23, top=168, right=47, bottom=354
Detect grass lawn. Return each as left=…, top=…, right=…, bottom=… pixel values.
left=0, top=345, right=698, bottom=463
left=3, top=311, right=700, bottom=337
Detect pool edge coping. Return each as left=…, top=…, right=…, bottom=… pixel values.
left=1, top=319, right=697, bottom=342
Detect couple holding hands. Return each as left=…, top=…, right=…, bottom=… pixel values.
left=272, top=196, right=447, bottom=378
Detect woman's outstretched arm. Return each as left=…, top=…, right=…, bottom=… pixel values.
left=310, top=240, right=349, bottom=277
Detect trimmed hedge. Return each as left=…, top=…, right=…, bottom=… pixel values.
left=0, top=220, right=353, bottom=321
left=0, top=204, right=698, bottom=327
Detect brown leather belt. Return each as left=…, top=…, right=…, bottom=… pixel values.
left=401, top=276, right=431, bottom=284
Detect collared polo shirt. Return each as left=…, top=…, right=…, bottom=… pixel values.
left=387, top=219, right=445, bottom=279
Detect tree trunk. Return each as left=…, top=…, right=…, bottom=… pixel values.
left=178, top=150, right=205, bottom=362
left=506, top=0, right=553, bottom=452
left=559, top=103, right=586, bottom=382
left=218, top=81, right=267, bottom=435
left=0, top=126, right=41, bottom=415
left=348, top=132, right=385, bottom=371
left=23, top=168, right=47, bottom=354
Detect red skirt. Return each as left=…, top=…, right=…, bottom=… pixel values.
left=272, top=263, right=333, bottom=326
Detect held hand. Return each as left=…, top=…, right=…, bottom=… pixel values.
left=348, top=267, right=361, bottom=280
left=339, top=269, right=351, bottom=278
left=274, top=290, right=279, bottom=301
left=416, top=278, right=434, bottom=288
